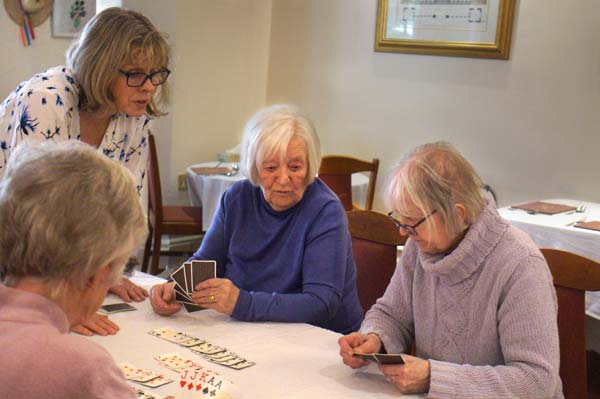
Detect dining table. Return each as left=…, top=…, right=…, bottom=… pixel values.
left=497, top=198, right=600, bottom=352
left=187, top=162, right=370, bottom=231
left=90, top=271, right=423, bottom=399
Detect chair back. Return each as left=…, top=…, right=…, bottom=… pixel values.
left=319, top=155, right=379, bottom=211
left=347, top=210, right=406, bottom=313
left=540, top=248, right=600, bottom=399
left=147, top=132, right=163, bottom=222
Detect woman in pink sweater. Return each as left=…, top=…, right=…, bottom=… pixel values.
left=339, top=142, right=563, bottom=399
left=0, top=142, right=163, bottom=398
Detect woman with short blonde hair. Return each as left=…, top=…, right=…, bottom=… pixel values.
left=0, top=141, right=151, bottom=399
left=340, top=142, right=563, bottom=398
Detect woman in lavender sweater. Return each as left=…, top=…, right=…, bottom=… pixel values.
left=339, top=142, right=563, bottom=399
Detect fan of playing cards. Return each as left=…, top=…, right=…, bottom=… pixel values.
left=171, top=260, right=216, bottom=312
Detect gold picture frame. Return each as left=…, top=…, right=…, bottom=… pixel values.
left=375, top=0, right=516, bottom=59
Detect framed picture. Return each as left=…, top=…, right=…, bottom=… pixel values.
left=375, top=0, right=516, bottom=59
left=52, top=0, right=96, bottom=38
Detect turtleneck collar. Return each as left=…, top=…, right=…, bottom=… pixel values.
left=417, top=195, right=509, bottom=286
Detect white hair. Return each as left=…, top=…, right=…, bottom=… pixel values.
left=240, top=104, right=321, bottom=186
left=0, top=141, right=147, bottom=294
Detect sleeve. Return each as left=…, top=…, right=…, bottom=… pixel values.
left=124, top=118, right=150, bottom=195
left=231, top=201, right=351, bottom=324
left=427, top=254, right=561, bottom=399
left=358, top=241, right=417, bottom=354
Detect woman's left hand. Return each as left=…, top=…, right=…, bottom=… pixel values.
left=379, top=354, right=431, bottom=395
left=108, top=277, right=148, bottom=302
left=191, top=278, right=240, bottom=316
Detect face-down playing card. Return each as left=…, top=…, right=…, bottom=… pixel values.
left=190, top=260, right=216, bottom=291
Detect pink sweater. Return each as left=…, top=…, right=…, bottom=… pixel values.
left=360, top=197, right=564, bottom=399
left=0, top=285, right=135, bottom=399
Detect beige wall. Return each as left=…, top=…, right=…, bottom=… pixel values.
left=267, top=0, right=600, bottom=209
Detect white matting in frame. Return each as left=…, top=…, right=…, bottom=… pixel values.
left=52, top=0, right=96, bottom=38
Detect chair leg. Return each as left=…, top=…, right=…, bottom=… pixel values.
left=150, top=227, right=163, bottom=276
left=141, top=225, right=153, bottom=274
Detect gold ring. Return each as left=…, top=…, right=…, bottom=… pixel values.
left=209, top=295, right=216, bottom=303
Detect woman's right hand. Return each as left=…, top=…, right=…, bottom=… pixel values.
left=150, top=282, right=182, bottom=316
left=338, top=332, right=382, bottom=369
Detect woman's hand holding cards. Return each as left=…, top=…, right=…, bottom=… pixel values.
left=378, top=354, right=430, bottom=395
left=338, top=332, right=382, bottom=368
left=191, top=278, right=240, bottom=316
left=150, top=282, right=182, bottom=316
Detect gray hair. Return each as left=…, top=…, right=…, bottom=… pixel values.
left=66, top=7, right=171, bottom=117
left=385, top=141, right=485, bottom=236
left=240, top=104, right=321, bottom=186
left=0, top=142, right=147, bottom=294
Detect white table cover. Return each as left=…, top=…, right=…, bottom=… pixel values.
left=498, top=198, right=600, bottom=320
left=90, top=271, right=422, bottom=399
left=187, top=162, right=370, bottom=230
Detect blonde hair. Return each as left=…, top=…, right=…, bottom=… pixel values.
left=385, top=141, right=484, bottom=236
left=0, top=142, right=147, bottom=294
left=66, top=7, right=171, bottom=117
left=240, top=104, right=321, bottom=186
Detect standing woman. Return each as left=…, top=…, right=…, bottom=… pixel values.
left=0, top=7, right=172, bottom=335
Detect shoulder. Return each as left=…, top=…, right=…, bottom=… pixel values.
left=9, top=67, right=79, bottom=110
left=301, top=179, right=346, bottom=217
left=224, top=178, right=255, bottom=201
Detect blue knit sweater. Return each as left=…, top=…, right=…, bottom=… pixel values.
left=190, top=178, right=363, bottom=334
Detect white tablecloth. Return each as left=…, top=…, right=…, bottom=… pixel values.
left=187, top=162, right=369, bottom=230
left=90, top=271, right=422, bottom=399
left=498, top=198, right=600, bottom=322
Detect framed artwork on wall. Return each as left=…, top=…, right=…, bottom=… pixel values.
left=52, top=0, right=96, bottom=38
left=375, top=0, right=516, bottom=59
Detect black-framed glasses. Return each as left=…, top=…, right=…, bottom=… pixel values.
left=387, top=209, right=437, bottom=236
left=118, top=69, right=171, bottom=87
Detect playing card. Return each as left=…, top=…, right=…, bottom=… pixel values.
left=138, top=375, right=174, bottom=388
left=353, top=352, right=405, bottom=365
left=204, top=351, right=237, bottom=360
left=148, top=328, right=196, bottom=344
left=226, top=360, right=255, bottom=370
left=178, top=368, right=234, bottom=399
left=100, top=302, right=137, bottom=314
left=213, top=357, right=245, bottom=367
left=191, top=260, right=216, bottom=291
left=174, top=285, right=194, bottom=303
left=184, top=262, right=193, bottom=293
left=133, top=387, right=165, bottom=399
left=119, top=362, right=144, bottom=380
left=131, top=370, right=162, bottom=383
left=188, top=342, right=226, bottom=355
left=170, top=264, right=187, bottom=293
left=154, top=352, right=202, bottom=372
left=183, top=302, right=205, bottom=313
left=179, top=338, right=206, bottom=347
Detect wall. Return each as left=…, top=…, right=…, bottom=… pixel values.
left=170, top=0, right=271, bottom=203
left=267, top=0, right=600, bottom=209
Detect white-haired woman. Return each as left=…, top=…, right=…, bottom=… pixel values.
left=151, top=105, right=364, bottom=334
left=0, top=7, right=173, bottom=334
left=338, top=142, right=563, bottom=398
left=0, top=142, right=157, bottom=398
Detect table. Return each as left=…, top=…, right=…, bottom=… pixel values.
left=91, top=271, right=422, bottom=398
left=498, top=199, right=600, bottom=352
left=187, top=162, right=370, bottom=231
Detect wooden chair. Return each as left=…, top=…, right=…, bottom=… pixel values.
left=540, top=248, right=600, bottom=399
left=142, top=133, right=204, bottom=275
left=347, top=210, right=407, bottom=313
left=319, top=155, right=379, bottom=211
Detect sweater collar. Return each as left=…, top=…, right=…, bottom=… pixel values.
left=0, top=284, right=70, bottom=334
left=417, top=195, right=508, bottom=285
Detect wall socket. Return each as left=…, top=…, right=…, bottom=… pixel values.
left=177, top=174, right=188, bottom=191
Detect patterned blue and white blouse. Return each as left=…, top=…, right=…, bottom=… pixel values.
left=0, top=66, right=149, bottom=194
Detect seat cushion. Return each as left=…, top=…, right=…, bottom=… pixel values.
left=161, top=206, right=203, bottom=234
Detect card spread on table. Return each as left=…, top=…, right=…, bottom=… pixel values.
left=148, top=327, right=255, bottom=370
left=99, top=302, right=137, bottom=314
left=119, top=362, right=173, bottom=388
left=178, top=368, right=235, bottom=399
left=353, top=352, right=405, bottom=365
left=133, top=387, right=165, bottom=399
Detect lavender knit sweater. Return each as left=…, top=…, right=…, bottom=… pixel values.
left=360, top=197, right=564, bottom=399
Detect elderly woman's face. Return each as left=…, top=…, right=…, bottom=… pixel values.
left=258, top=137, right=308, bottom=212
left=395, top=205, right=466, bottom=254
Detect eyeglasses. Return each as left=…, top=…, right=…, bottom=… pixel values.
left=118, top=69, right=171, bottom=87
left=387, top=209, right=437, bottom=236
